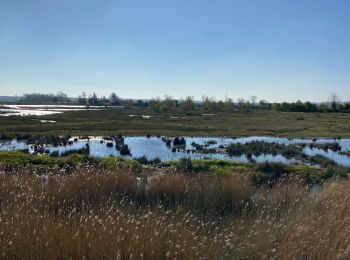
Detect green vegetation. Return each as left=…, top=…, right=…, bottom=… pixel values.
left=0, top=151, right=83, bottom=166
left=0, top=151, right=138, bottom=170
left=1, top=151, right=347, bottom=185
left=271, top=100, right=319, bottom=112
left=226, top=141, right=304, bottom=158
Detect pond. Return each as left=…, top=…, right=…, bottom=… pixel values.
left=1, top=136, right=350, bottom=166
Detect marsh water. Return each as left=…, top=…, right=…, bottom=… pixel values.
left=1, top=136, right=350, bottom=166
left=0, top=105, right=116, bottom=116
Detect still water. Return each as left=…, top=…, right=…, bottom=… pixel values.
left=1, top=136, right=350, bottom=166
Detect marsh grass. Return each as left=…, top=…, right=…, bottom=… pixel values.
left=2, top=109, right=350, bottom=137
left=258, top=180, right=350, bottom=259
left=226, top=141, right=304, bottom=158
left=0, top=162, right=350, bottom=258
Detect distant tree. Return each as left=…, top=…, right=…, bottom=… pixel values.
left=182, top=96, right=195, bottom=111
left=237, top=98, right=245, bottom=108
left=224, top=96, right=234, bottom=111
left=78, top=92, right=87, bottom=105
left=149, top=98, right=161, bottom=112
left=134, top=99, right=146, bottom=107
left=329, top=93, right=340, bottom=110
left=250, top=95, right=257, bottom=106
left=202, top=96, right=210, bottom=111
left=56, top=91, right=68, bottom=102
left=294, top=100, right=305, bottom=112
left=100, top=96, right=109, bottom=106
left=88, top=92, right=98, bottom=105
left=259, top=99, right=268, bottom=108
left=318, top=103, right=328, bottom=112
left=20, top=92, right=70, bottom=104
left=272, top=100, right=318, bottom=112
left=202, top=96, right=216, bottom=111
left=109, top=92, right=120, bottom=106
left=304, top=101, right=318, bottom=112
left=216, top=100, right=225, bottom=112
left=162, top=95, right=177, bottom=112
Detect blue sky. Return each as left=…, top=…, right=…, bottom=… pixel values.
left=1, top=0, right=350, bottom=102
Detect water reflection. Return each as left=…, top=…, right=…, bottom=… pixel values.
left=0, top=136, right=349, bottom=166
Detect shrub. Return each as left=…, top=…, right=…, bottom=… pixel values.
left=253, top=162, right=292, bottom=186
left=173, top=137, right=186, bottom=147
left=50, top=151, right=60, bottom=157
left=135, top=156, right=161, bottom=165
left=176, top=158, right=193, bottom=173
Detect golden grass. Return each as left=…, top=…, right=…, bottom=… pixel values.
left=260, top=181, right=350, bottom=260
left=0, top=166, right=349, bottom=259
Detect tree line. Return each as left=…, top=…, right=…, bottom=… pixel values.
left=77, top=92, right=121, bottom=106
left=20, top=92, right=70, bottom=104
left=18, top=92, right=349, bottom=113
left=143, top=94, right=350, bottom=113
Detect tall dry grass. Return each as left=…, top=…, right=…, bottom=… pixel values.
left=258, top=180, right=350, bottom=260
left=0, top=165, right=346, bottom=259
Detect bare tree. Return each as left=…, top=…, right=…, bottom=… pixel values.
left=250, top=95, right=257, bottom=106
left=328, top=93, right=340, bottom=110
left=237, top=97, right=245, bottom=107
left=224, top=95, right=234, bottom=110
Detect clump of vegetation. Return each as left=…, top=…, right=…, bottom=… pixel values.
left=176, top=157, right=193, bottom=173
left=23, top=135, right=71, bottom=146
left=113, top=134, right=125, bottom=151
left=120, top=144, right=131, bottom=155
left=340, top=151, right=350, bottom=156
left=161, top=137, right=172, bottom=146
left=226, top=141, right=304, bottom=158
left=0, top=151, right=84, bottom=168
left=50, top=150, right=60, bottom=157
left=204, top=140, right=217, bottom=146
left=252, top=162, right=292, bottom=186
left=191, top=141, right=204, bottom=150
left=135, top=156, right=161, bottom=165
left=309, top=155, right=337, bottom=167
left=310, top=142, right=342, bottom=151
left=173, top=137, right=186, bottom=147
left=106, top=142, right=114, bottom=148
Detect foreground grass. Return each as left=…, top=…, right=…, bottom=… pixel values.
left=1, top=162, right=350, bottom=259
left=1, top=107, right=350, bottom=137
left=0, top=164, right=310, bottom=259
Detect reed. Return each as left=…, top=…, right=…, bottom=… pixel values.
left=0, top=165, right=346, bottom=258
